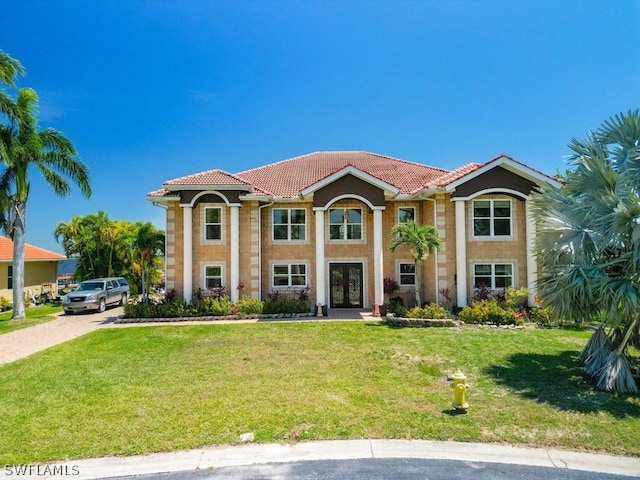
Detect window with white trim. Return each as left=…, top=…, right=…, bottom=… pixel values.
left=398, top=207, right=415, bottom=224
left=473, top=264, right=513, bottom=289
left=329, top=208, right=362, bottom=240
left=473, top=199, right=512, bottom=237
left=399, top=262, right=416, bottom=286
left=273, top=264, right=307, bottom=287
left=204, top=207, right=222, bottom=241
left=204, top=265, right=223, bottom=289
left=273, top=208, right=306, bottom=241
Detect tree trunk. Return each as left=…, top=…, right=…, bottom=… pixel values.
left=414, top=259, right=421, bottom=307
left=11, top=202, right=26, bottom=320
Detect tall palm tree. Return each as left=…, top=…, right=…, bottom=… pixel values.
left=389, top=221, right=442, bottom=306
left=531, top=109, right=640, bottom=393
left=0, top=88, right=91, bottom=319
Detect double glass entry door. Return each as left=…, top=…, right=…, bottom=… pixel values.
left=329, top=263, right=363, bottom=308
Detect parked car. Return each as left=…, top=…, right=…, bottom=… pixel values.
left=62, top=277, right=130, bottom=314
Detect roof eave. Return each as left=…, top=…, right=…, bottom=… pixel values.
left=445, top=156, right=562, bottom=190
left=163, top=184, right=252, bottom=192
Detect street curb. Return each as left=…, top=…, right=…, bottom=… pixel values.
left=4, top=439, right=638, bottom=479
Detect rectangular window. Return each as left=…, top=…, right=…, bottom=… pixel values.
left=273, top=208, right=306, bottom=241
left=473, top=264, right=513, bottom=289
left=329, top=208, right=362, bottom=240
left=204, top=265, right=222, bottom=289
left=398, top=207, right=415, bottom=224
left=473, top=200, right=512, bottom=237
left=204, top=207, right=222, bottom=241
left=7, top=265, right=12, bottom=290
left=273, top=264, right=307, bottom=287
left=399, top=262, right=416, bottom=286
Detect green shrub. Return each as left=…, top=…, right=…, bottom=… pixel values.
left=458, top=299, right=517, bottom=325
left=157, top=300, right=193, bottom=317
left=238, top=297, right=263, bottom=315
left=0, top=296, right=12, bottom=312
left=263, top=294, right=309, bottom=314
left=387, top=296, right=407, bottom=317
left=405, top=303, right=450, bottom=319
left=198, top=296, right=233, bottom=316
left=503, top=286, right=529, bottom=310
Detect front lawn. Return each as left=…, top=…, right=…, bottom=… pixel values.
left=0, top=304, right=63, bottom=334
left=1, top=322, right=639, bottom=464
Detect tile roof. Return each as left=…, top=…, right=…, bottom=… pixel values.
left=421, top=162, right=483, bottom=190
left=0, top=236, right=66, bottom=262
left=150, top=151, right=557, bottom=200
left=236, top=151, right=449, bottom=197
left=163, top=169, right=251, bottom=188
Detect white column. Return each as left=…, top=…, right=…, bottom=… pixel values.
left=454, top=200, right=467, bottom=308
left=230, top=205, right=240, bottom=303
left=525, top=200, right=537, bottom=307
left=314, top=208, right=326, bottom=307
left=373, top=208, right=384, bottom=313
left=182, top=205, right=193, bottom=302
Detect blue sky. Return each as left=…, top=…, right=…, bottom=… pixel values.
left=2, top=0, right=639, bottom=253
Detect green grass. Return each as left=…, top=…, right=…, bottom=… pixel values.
left=0, top=304, right=63, bottom=334
left=1, top=322, right=639, bottom=463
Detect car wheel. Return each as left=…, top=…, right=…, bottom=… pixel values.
left=120, top=293, right=128, bottom=306
left=98, top=298, right=106, bottom=313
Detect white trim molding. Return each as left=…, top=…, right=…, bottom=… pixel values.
left=454, top=199, right=467, bottom=308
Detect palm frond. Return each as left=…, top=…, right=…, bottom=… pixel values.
left=0, top=51, right=25, bottom=87
left=596, top=351, right=638, bottom=393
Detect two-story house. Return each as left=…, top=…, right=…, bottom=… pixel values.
left=148, top=151, right=561, bottom=314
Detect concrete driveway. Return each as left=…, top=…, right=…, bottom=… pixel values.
left=0, top=306, right=123, bottom=365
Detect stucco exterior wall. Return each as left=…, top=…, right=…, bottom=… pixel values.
left=0, top=261, right=59, bottom=301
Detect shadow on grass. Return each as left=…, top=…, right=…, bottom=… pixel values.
left=484, top=350, right=640, bottom=418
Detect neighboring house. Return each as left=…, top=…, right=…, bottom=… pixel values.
left=148, top=151, right=562, bottom=313
left=0, top=236, right=66, bottom=300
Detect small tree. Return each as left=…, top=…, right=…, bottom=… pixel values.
left=389, top=221, right=442, bottom=306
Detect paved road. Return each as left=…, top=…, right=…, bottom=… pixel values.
left=103, top=458, right=639, bottom=480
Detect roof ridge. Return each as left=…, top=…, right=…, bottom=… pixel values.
left=237, top=151, right=451, bottom=176
left=164, top=168, right=250, bottom=186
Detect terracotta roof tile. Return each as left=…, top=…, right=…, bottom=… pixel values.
left=164, top=169, right=251, bottom=187
left=422, top=162, right=483, bottom=189
left=0, top=236, right=66, bottom=262
left=236, top=151, right=449, bottom=197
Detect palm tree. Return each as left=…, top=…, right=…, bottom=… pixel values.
left=134, top=222, right=165, bottom=303
left=0, top=88, right=91, bottom=319
left=531, top=109, right=640, bottom=393
left=389, top=221, right=442, bottom=306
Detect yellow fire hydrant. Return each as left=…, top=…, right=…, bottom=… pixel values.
left=451, top=370, right=469, bottom=412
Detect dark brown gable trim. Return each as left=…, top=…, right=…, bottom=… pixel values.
left=313, top=174, right=385, bottom=207
left=451, top=166, right=536, bottom=198
left=180, top=190, right=243, bottom=205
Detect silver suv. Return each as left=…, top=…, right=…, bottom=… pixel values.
left=63, top=277, right=130, bottom=314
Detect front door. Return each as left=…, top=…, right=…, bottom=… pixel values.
left=330, top=263, right=363, bottom=308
